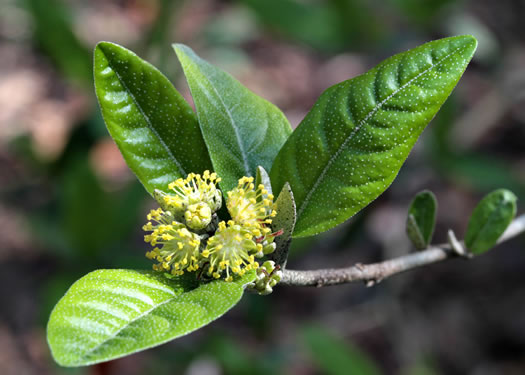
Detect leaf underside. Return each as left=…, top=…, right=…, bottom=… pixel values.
left=47, top=269, right=255, bottom=366
left=94, top=42, right=212, bottom=195
left=174, top=44, right=292, bottom=193
left=271, top=35, right=477, bottom=237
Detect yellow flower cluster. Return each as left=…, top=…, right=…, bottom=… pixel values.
left=227, top=176, right=276, bottom=230
left=143, top=210, right=200, bottom=275
left=143, top=171, right=279, bottom=281
left=153, top=170, right=222, bottom=231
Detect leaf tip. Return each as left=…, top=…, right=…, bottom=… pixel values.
left=456, top=34, right=478, bottom=57
left=172, top=43, right=192, bottom=59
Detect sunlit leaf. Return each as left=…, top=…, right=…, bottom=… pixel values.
left=47, top=269, right=255, bottom=366
left=271, top=35, right=477, bottom=237
left=94, top=42, right=212, bottom=195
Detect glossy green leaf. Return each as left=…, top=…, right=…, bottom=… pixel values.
left=465, top=189, right=517, bottom=254
left=302, top=325, right=381, bottom=375
left=271, top=35, right=477, bottom=237
left=406, top=190, right=437, bottom=250
left=47, top=269, right=255, bottom=366
left=94, top=42, right=212, bottom=195
left=173, top=44, right=292, bottom=192
left=269, top=183, right=296, bottom=267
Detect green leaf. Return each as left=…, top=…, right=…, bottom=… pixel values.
left=255, top=166, right=273, bottom=196
left=25, top=0, right=91, bottom=85
left=47, top=269, right=255, bottom=366
left=465, top=189, right=517, bottom=254
left=302, top=325, right=381, bottom=375
left=173, top=44, right=292, bottom=192
left=271, top=35, right=477, bottom=237
left=269, top=183, right=296, bottom=267
left=94, top=42, right=212, bottom=195
left=406, top=190, right=437, bottom=250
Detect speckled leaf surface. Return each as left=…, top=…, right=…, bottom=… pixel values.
left=174, top=44, right=292, bottom=192
left=271, top=36, right=477, bottom=237
left=47, top=269, right=255, bottom=366
left=94, top=42, right=212, bottom=195
left=270, top=183, right=296, bottom=267
left=465, top=189, right=517, bottom=254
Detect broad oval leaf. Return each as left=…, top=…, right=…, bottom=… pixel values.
left=173, top=44, right=292, bottom=192
left=465, top=189, right=517, bottom=254
left=271, top=35, right=477, bottom=237
left=47, top=269, right=255, bottom=366
left=94, top=42, right=212, bottom=195
left=406, top=190, right=437, bottom=250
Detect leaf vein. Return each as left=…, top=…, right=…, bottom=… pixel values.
left=106, top=57, right=186, bottom=178
left=296, top=44, right=464, bottom=221
left=194, top=72, right=252, bottom=177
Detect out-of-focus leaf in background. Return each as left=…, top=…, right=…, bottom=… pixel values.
left=237, top=0, right=384, bottom=51
left=24, top=0, right=91, bottom=86
left=302, top=325, right=381, bottom=375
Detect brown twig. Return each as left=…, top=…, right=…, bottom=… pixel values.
left=280, top=214, right=525, bottom=287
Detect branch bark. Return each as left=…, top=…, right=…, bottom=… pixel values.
left=280, top=214, right=525, bottom=287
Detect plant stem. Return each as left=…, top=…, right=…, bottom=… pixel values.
left=280, top=214, right=525, bottom=287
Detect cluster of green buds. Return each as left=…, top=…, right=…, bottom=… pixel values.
left=247, top=260, right=283, bottom=295
left=143, top=171, right=281, bottom=283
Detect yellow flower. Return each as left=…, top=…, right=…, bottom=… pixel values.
left=143, top=208, right=201, bottom=275
left=202, top=221, right=261, bottom=282
left=145, top=172, right=282, bottom=282
left=226, top=176, right=276, bottom=231
left=154, top=170, right=221, bottom=231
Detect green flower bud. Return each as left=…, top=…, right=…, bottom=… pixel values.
left=185, top=202, right=212, bottom=231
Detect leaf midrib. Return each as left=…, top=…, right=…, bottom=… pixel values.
left=296, top=44, right=465, bottom=222
left=74, top=293, right=177, bottom=365
left=192, top=67, right=252, bottom=177
left=103, top=51, right=186, bottom=178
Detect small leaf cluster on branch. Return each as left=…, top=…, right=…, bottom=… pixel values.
left=47, top=35, right=522, bottom=366
left=406, top=188, right=517, bottom=256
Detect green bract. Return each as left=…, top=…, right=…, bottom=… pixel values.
left=48, top=36, right=480, bottom=366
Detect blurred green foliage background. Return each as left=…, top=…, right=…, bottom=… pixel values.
left=0, top=0, right=524, bottom=374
